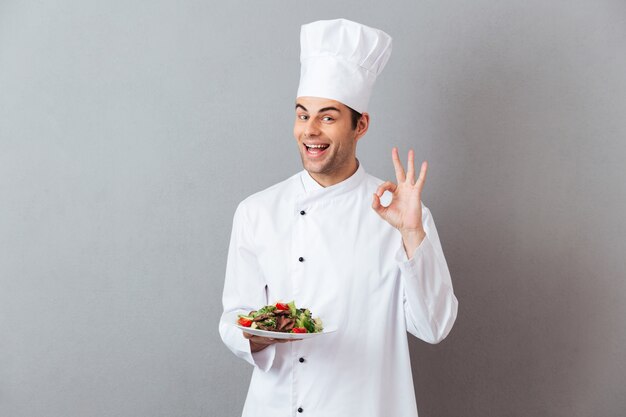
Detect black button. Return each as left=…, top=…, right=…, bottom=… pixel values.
left=298, top=257, right=304, bottom=262
left=298, top=408, right=303, bottom=413
left=299, top=357, right=305, bottom=363
left=300, top=210, right=306, bottom=215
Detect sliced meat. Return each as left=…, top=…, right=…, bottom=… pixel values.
left=276, top=316, right=296, bottom=332
left=252, top=313, right=272, bottom=322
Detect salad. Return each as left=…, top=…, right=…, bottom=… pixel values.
left=237, top=301, right=323, bottom=334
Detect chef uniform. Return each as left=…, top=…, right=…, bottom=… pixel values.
left=219, top=18, right=458, bottom=417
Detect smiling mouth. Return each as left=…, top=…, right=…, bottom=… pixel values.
left=304, top=143, right=330, bottom=157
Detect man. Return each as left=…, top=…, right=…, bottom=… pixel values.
left=219, top=18, right=458, bottom=417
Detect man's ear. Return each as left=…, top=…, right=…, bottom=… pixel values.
left=355, top=112, right=370, bottom=141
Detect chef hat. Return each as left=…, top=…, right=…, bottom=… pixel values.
left=296, top=18, right=393, bottom=114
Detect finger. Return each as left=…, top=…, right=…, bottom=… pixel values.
left=243, top=331, right=298, bottom=345
left=246, top=335, right=273, bottom=343
left=406, top=149, right=416, bottom=184
left=375, top=181, right=397, bottom=197
left=243, top=332, right=274, bottom=344
left=372, top=193, right=387, bottom=218
left=392, top=147, right=406, bottom=183
left=415, top=161, right=428, bottom=192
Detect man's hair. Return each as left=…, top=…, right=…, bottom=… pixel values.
left=348, top=106, right=362, bottom=130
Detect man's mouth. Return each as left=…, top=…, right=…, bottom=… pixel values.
left=304, top=143, right=330, bottom=157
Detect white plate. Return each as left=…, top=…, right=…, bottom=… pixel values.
left=223, top=310, right=337, bottom=340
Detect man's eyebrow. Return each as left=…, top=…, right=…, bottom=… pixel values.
left=295, top=103, right=342, bottom=113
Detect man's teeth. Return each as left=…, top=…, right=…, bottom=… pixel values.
left=306, top=144, right=329, bottom=149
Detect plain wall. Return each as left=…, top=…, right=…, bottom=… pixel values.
left=1, top=1, right=625, bottom=416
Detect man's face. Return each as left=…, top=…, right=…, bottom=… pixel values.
left=293, top=96, right=367, bottom=185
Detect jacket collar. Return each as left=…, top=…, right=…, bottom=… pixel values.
left=298, top=159, right=366, bottom=204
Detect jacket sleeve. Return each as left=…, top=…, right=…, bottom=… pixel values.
left=218, top=202, right=276, bottom=371
left=395, top=205, right=458, bottom=344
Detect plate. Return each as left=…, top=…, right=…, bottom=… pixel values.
left=223, top=310, right=337, bottom=340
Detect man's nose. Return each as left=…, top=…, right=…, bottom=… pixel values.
left=304, top=119, right=321, bottom=136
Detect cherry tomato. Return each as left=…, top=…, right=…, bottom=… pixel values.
left=238, top=317, right=253, bottom=327
left=275, top=302, right=290, bottom=311
left=291, top=327, right=307, bottom=333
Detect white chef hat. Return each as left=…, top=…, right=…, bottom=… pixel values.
left=296, top=18, right=393, bottom=114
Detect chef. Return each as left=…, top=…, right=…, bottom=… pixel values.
left=219, top=18, right=458, bottom=417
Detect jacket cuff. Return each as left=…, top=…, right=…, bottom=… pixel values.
left=395, top=233, right=430, bottom=266
left=218, top=319, right=277, bottom=372
left=251, top=343, right=277, bottom=372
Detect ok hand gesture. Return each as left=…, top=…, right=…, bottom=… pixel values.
left=371, top=148, right=428, bottom=257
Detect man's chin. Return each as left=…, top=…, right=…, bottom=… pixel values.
left=300, top=154, right=327, bottom=172
left=302, top=160, right=329, bottom=174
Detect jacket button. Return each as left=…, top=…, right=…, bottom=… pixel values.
left=298, top=407, right=303, bottom=413
left=300, top=210, right=306, bottom=215
left=299, top=357, right=305, bottom=363
left=298, top=257, right=304, bottom=262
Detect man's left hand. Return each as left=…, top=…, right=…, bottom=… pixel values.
left=372, top=147, right=428, bottom=258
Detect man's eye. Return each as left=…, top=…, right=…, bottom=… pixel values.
left=322, top=116, right=334, bottom=122
left=298, top=114, right=308, bottom=120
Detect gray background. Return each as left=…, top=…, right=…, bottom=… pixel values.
left=1, top=1, right=625, bottom=416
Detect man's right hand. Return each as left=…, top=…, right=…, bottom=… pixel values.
left=243, top=331, right=300, bottom=352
